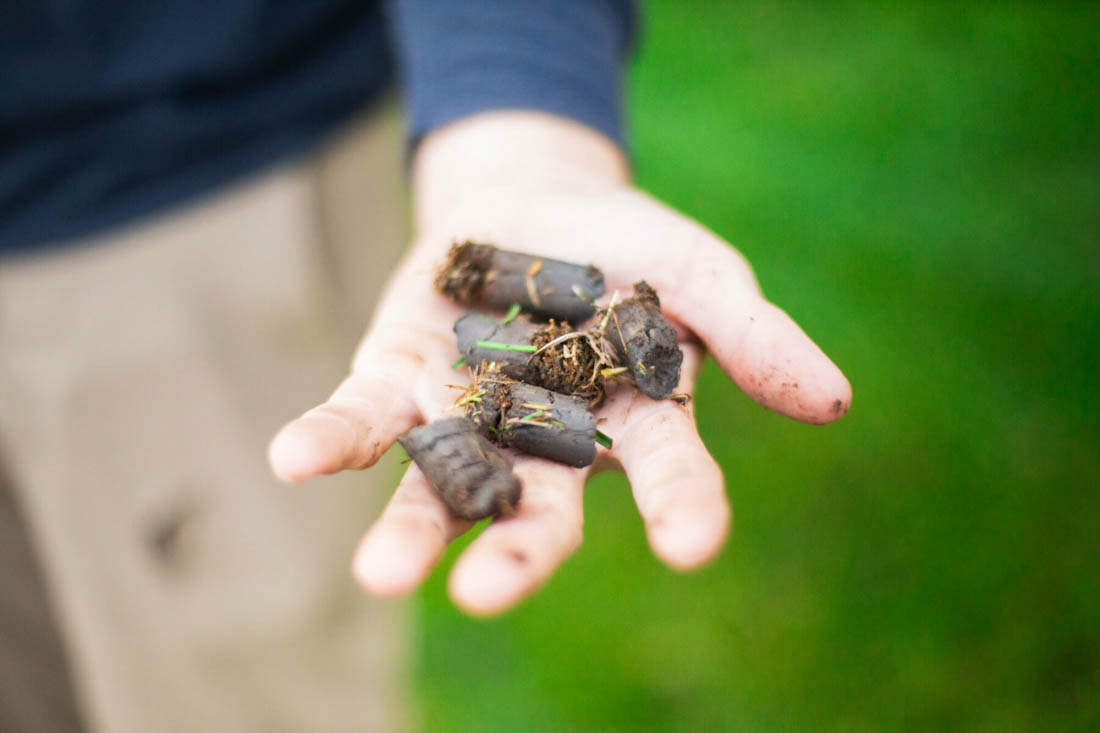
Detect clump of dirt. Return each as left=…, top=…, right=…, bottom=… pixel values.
left=595, top=281, right=683, bottom=400
left=454, top=279, right=683, bottom=405
left=435, top=242, right=495, bottom=303
left=436, top=241, right=605, bottom=322
left=526, top=320, right=618, bottom=407
left=396, top=417, right=521, bottom=520
left=460, top=368, right=599, bottom=468
left=454, top=313, right=622, bottom=407
left=460, top=370, right=509, bottom=438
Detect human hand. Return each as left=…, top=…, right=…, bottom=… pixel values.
left=268, top=111, right=851, bottom=615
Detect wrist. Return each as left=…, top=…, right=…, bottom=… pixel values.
left=411, top=110, right=631, bottom=235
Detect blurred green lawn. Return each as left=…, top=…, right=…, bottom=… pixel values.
left=412, top=2, right=1099, bottom=730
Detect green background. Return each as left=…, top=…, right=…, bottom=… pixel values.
left=413, top=2, right=1099, bottom=730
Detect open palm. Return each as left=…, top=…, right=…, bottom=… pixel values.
left=268, top=113, right=851, bottom=615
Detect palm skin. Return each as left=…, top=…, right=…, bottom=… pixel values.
left=268, top=112, right=851, bottom=615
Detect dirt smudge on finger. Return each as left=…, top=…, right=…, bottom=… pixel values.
left=505, top=549, right=529, bottom=566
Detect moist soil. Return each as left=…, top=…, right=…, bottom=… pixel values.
left=436, top=241, right=604, bottom=323
left=396, top=417, right=521, bottom=520
left=463, top=371, right=597, bottom=468
left=597, top=281, right=683, bottom=400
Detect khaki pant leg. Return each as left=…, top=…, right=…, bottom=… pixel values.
left=0, top=108, right=411, bottom=733
left=0, top=467, right=86, bottom=732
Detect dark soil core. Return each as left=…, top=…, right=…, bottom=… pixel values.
left=598, top=281, right=683, bottom=400
left=397, top=417, right=521, bottom=520
left=435, top=241, right=605, bottom=322
left=464, top=372, right=597, bottom=468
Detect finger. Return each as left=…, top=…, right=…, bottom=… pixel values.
left=268, top=368, right=420, bottom=484
left=352, top=463, right=470, bottom=597
left=447, top=458, right=585, bottom=616
left=268, top=229, right=468, bottom=485
left=666, top=242, right=852, bottom=425
left=614, top=398, right=729, bottom=570
left=604, top=343, right=728, bottom=570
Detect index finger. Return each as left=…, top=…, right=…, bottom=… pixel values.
left=454, top=191, right=852, bottom=425
left=663, top=238, right=852, bottom=425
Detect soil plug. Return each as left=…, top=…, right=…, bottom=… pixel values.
left=601, top=281, right=683, bottom=400
left=396, top=417, right=521, bottom=521
left=466, top=378, right=599, bottom=468
left=454, top=313, right=541, bottom=380
left=436, top=242, right=605, bottom=322
left=454, top=313, right=617, bottom=406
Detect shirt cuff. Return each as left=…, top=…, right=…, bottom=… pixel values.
left=385, top=0, right=637, bottom=150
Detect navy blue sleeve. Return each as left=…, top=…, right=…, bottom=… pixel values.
left=385, top=0, right=637, bottom=149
